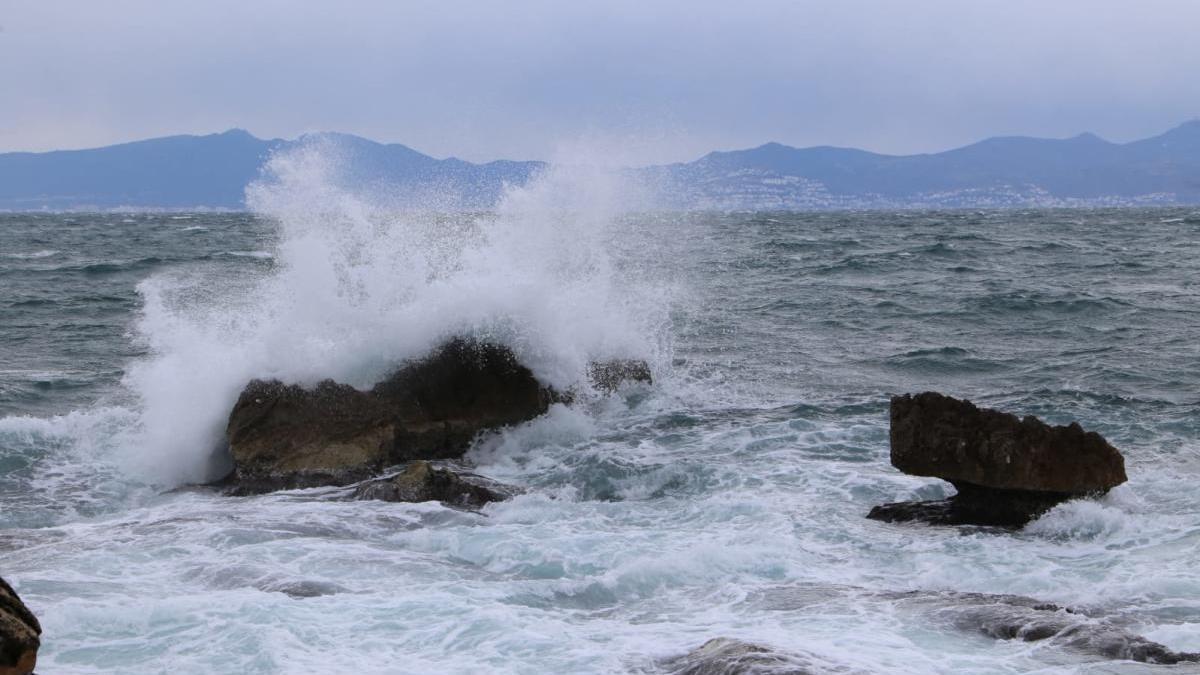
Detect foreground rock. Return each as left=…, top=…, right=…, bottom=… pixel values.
left=869, top=392, right=1126, bottom=526
left=224, top=338, right=555, bottom=493
left=352, top=460, right=521, bottom=508
left=222, top=337, right=654, bottom=494
left=0, top=578, right=40, bottom=675
left=662, top=638, right=860, bottom=675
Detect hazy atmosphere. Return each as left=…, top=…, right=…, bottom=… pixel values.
left=3, top=0, right=1199, bottom=162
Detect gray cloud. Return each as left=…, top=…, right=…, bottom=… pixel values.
left=1, top=0, right=1198, bottom=163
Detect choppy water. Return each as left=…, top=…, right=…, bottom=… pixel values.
left=3, top=195, right=1200, bottom=671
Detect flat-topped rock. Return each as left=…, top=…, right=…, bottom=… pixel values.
left=870, top=392, right=1127, bottom=526
left=890, top=392, right=1126, bottom=493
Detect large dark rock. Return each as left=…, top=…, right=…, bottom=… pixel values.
left=889, top=392, right=1126, bottom=492
left=869, top=392, right=1127, bottom=526
left=224, top=338, right=555, bottom=494
left=351, top=460, right=521, bottom=508
left=0, top=577, right=40, bottom=675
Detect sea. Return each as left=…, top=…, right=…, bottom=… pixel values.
left=2, top=157, right=1200, bottom=673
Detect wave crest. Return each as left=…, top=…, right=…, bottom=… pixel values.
left=123, top=138, right=671, bottom=486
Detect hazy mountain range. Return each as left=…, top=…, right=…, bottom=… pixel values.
left=2, top=122, right=1199, bottom=211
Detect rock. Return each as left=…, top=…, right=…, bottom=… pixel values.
left=867, top=498, right=960, bottom=525
left=257, top=578, right=348, bottom=599
left=889, top=392, right=1127, bottom=492
left=908, top=592, right=1200, bottom=665
left=0, top=577, right=40, bottom=675
left=587, top=359, right=652, bottom=393
left=869, top=392, right=1127, bottom=526
left=223, top=338, right=555, bottom=494
left=750, top=584, right=1196, bottom=668
left=662, top=638, right=856, bottom=675
left=867, top=484, right=1076, bottom=527
left=351, top=460, right=521, bottom=508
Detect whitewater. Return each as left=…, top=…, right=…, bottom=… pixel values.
left=1, top=145, right=1199, bottom=673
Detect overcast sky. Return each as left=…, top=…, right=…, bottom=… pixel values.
left=2, top=0, right=1199, bottom=164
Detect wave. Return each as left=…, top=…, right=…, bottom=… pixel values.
left=121, top=137, right=673, bottom=486
left=880, top=346, right=1009, bottom=375
left=968, top=291, right=1132, bottom=315
left=85, top=257, right=166, bottom=274
left=0, top=407, right=148, bottom=528
left=2, top=250, right=60, bottom=260
left=218, top=250, right=273, bottom=259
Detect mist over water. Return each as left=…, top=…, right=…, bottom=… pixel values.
left=1, top=150, right=1199, bottom=671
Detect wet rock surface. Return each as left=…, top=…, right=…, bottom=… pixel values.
left=351, top=460, right=521, bottom=508
left=889, top=392, right=1127, bottom=492
left=752, top=584, right=1197, bottom=668
left=870, top=392, right=1127, bottom=526
left=903, top=592, right=1200, bottom=666
left=0, top=577, right=40, bottom=675
left=867, top=483, right=1079, bottom=527
left=661, top=638, right=859, bottom=675
left=223, top=338, right=554, bottom=494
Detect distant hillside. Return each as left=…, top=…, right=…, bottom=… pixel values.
left=2, top=123, right=1199, bottom=210
left=0, top=130, right=543, bottom=210
left=0, top=130, right=281, bottom=210
left=653, top=121, right=1200, bottom=209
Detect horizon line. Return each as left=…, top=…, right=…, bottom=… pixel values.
left=4, top=118, right=1198, bottom=168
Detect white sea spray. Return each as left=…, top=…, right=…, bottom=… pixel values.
left=120, top=137, right=672, bottom=485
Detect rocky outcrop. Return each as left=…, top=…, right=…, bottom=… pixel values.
left=224, top=338, right=555, bottom=494
left=869, top=392, right=1127, bottom=526
left=222, top=338, right=655, bottom=494
left=888, top=392, right=1126, bottom=492
left=902, top=592, right=1200, bottom=665
left=662, top=638, right=857, bottom=675
left=0, top=578, right=40, bottom=675
left=963, top=605, right=1199, bottom=665
left=351, top=460, right=521, bottom=508
left=749, top=584, right=1196, bottom=668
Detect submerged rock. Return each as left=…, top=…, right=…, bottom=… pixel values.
left=0, top=577, right=40, bottom=675
left=750, top=584, right=1196, bottom=668
left=662, top=638, right=856, bottom=675
left=588, top=359, right=652, bottom=393
left=868, top=392, right=1126, bottom=526
left=351, top=460, right=521, bottom=508
left=904, top=592, right=1200, bottom=665
left=223, top=338, right=555, bottom=494
left=257, top=578, right=348, bottom=599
